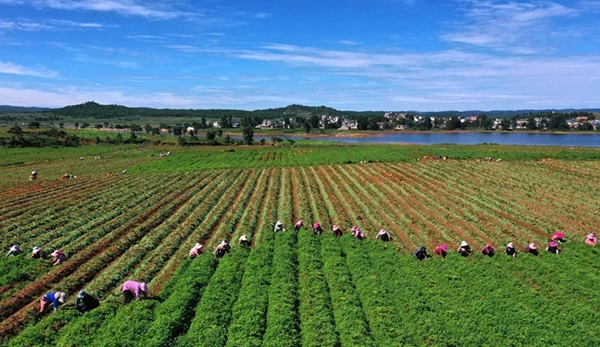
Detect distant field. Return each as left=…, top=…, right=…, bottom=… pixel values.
left=2, top=144, right=600, bottom=345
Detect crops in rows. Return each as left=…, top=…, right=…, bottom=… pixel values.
left=2, top=158, right=600, bottom=346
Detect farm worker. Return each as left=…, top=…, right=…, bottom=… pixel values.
left=434, top=244, right=447, bottom=258
left=294, top=220, right=304, bottom=232
left=480, top=243, right=496, bottom=257
left=505, top=243, right=517, bottom=258
left=585, top=233, right=597, bottom=246
left=274, top=220, right=285, bottom=232
left=457, top=241, right=472, bottom=257
left=75, top=290, right=100, bottom=313
left=351, top=226, right=365, bottom=240
left=214, top=245, right=226, bottom=259
left=413, top=246, right=432, bottom=261
left=376, top=229, right=391, bottom=242
left=122, top=169, right=128, bottom=174
left=219, top=239, right=231, bottom=252
left=6, top=244, right=21, bottom=257
left=551, top=231, right=567, bottom=243
left=121, top=280, right=147, bottom=304
left=51, top=250, right=67, bottom=265
left=524, top=243, right=539, bottom=256
left=332, top=225, right=342, bottom=238
left=313, top=222, right=323, bottom=235
left=29, top=171, right=37, bottom=180
left=31, top=246, right=45, bottom=259
left=189, top=243, right=203, bottom=259
left=546, top=241, right=561, bottom=255
left=239, top=234, right=251, bottom=247
left=356, top=215, right=363, bottom=221
left=40, top=292, right=67, bottom=312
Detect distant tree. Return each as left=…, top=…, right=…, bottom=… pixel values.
left=303, top=122, right=311, bottom=133
left=95, top=123, right=103, bottom=129
left=173, top=127, right=182, bottom=136
left=368, top=117, right=379, bottom=130
left=206, top=130, right=216, bottom=141
left=224, top=134, right=233, bottom=145
left=81, top=122, right=90, bottom=129
left=144, top=123, right=153, bottom=134
left=59, top=122, right=64, bottom=129
left=243, top=126, right=254, bottom=145
left=115, top=133, right=123, bottom=144
left=216, top=129, right=223, bottom=137
left=420, top=117, right=433, bottom=130
left=28, top=121, right=40, bottom=129
left=579, top=122, right=594, bottom=131
left=444, top=116, right=461, bottom=130
left=310, top=115, right=320, bottom=129
left=357, top=116, right=369, bottom=130
left=8, top=125, right=22, bottom=135
left=75, top=122, right=79, bottom=129
left=152, top=127, right=160, bottom=135
left=177, top=135, right=187, bottom=146
left=500, top=118, right=511, bottom=130
left=526, top=117, right=537, bottom=130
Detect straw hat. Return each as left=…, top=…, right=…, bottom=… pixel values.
left=529, top=243, right=536, bottom=250
left=55, top=292, right=67, bottom=304
left=460, top=241, right=468, bottom=247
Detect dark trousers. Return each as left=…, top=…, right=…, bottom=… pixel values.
left=123, top=290, right=135, bottom=305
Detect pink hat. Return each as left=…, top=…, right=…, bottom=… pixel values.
left=549, top=241, right=558, bottom=248
left=440, top=244, right=447, bottom=251
left=332, top=225, right=339, bottom=230
left=486, top=243, right=492, bottom=248
left=51, top=250, right=61, bottom=257
left=529, top=243, right=536, bottom=250
left=587, top=234, right=595, bottom=240
left=507, top=242, right=514, bottom=248
left=554, top=231, right=564, bottom=238
left=379, top=229, right=387, bottom=234
left=194, top=243, right=202, bottom=249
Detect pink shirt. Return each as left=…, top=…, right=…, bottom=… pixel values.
left=121, top=280, right=146, bottom=298
left=189, top=247, right=201, bottom=258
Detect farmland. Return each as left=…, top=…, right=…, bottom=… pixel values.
left=2, top=143, right=600, bottom=346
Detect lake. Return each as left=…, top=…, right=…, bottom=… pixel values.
left=255, top=132, right=600, bottom=147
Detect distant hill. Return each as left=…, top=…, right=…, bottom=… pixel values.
left=0, top=105, right=53, bottom=113
left=4, top=101, right=599, bottom=119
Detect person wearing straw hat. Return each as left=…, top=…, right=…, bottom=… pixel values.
left=585, top=234, right=597, bottom=246
left=75, top=290, right=100, bottom=313
left=524, top=243, right=539, bottom=256
left=457, top=241, right=472, bottom=257
left=274, top=220, right=285, bottom=233
left=239, top=234, right=251, bottom=247
left=5, top=244, right=21, bottom=257
left=189, top=243, right=203, bottom=259
left=51, top=250, right=67, bottom=266
left=480, top=243, right=496, bottom=257
left=120, top=280, right=148, bottom=305
left=504, top=242, right=517, bottom=258
left=40, top=292, right=67, bottom=312
left=546, top=241, right=561, bottom=255
left=31, top=246, right=45, bottom=259
left=376, top=229, right=391, bottom=242
left=434, top=244, right=448, bottom=258
left=332, top=225, right=343, bottom=238
left=29, top=171, right=37, bottom=180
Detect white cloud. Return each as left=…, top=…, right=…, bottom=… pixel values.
left=32, top=0, right=188, bottom=20
left=49, top=19, right=103, bottom=28
left=0, top=61, right=58, bottom=78
left=441, top=0, right=579, bottom=52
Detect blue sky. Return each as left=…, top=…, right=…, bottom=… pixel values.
left=0, top=0, right=599, bottom=111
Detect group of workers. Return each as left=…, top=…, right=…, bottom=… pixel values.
left=414, top=231, right=595, bottom=260
left=38, top=279, right=147, bottom=314
left=5, top=245, right=67, bottom=265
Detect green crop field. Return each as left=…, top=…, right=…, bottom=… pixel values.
left=1, top=143, right=600, bottom=346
